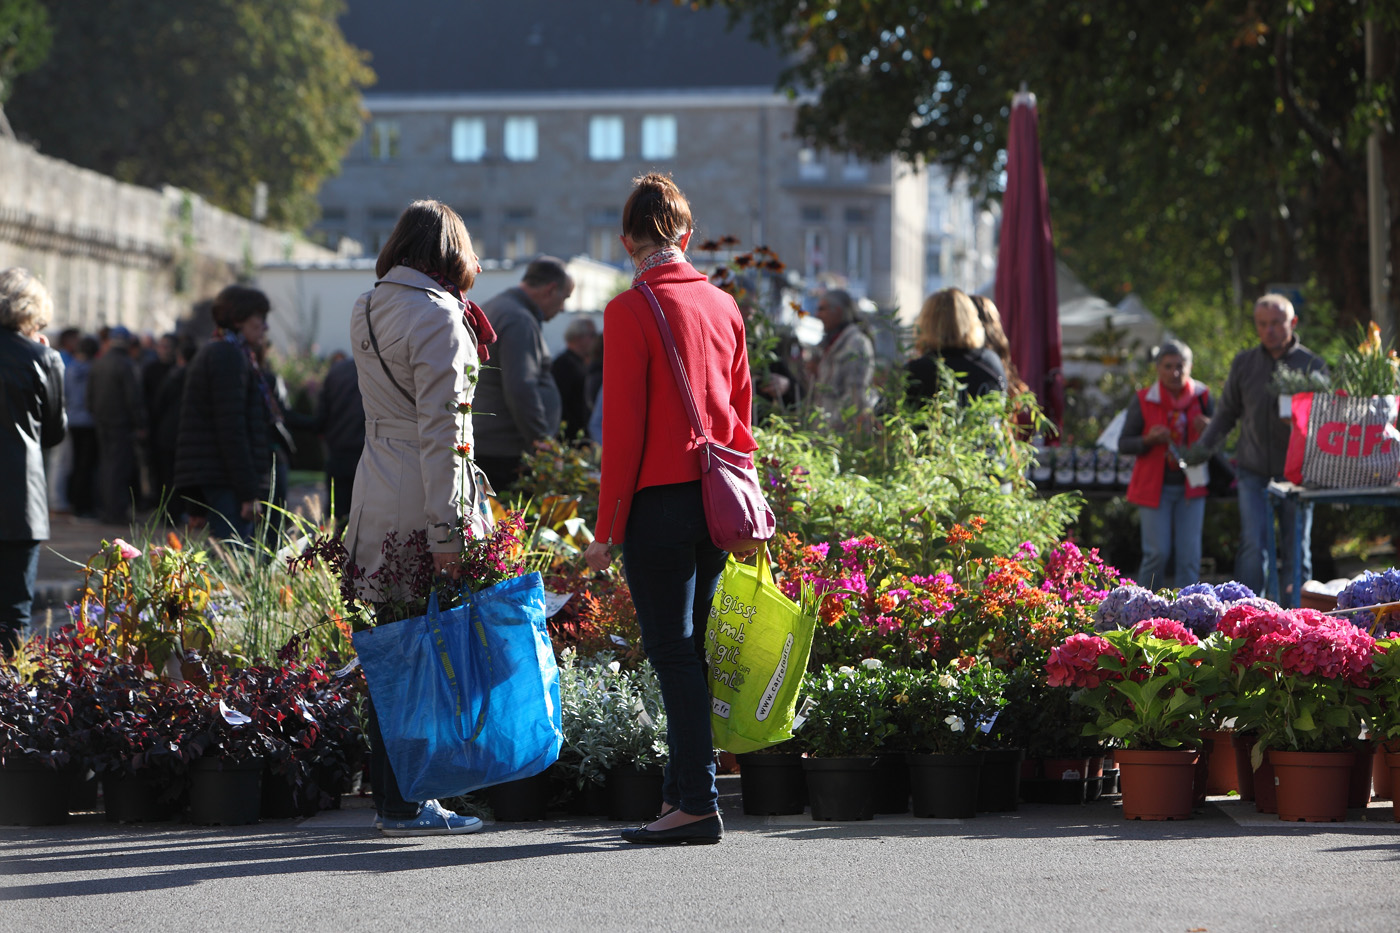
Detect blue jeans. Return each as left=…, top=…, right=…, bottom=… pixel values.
left=621, top=481, right=728, bottom=816
left=1236, top=466, right=1311, bottom=596
left=1137, top=485, right=1205, bottom=589
left=0, top=540, right=40, bottom=657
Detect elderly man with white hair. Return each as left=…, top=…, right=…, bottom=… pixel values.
left=1194, top=293, right=1327, bottom=595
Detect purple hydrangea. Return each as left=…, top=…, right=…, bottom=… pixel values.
left=1223, top=596, right=1283, bottom=613
left=1093, top=584, right=1152, bottom=631
left=1170, top=593, right=1226, bottom=637
left=1213, top=581, right=1256, bottom=603
left=1124, top=592, right=1174, bottom=628
left=1336, top=569, right=1400, bottom=634
left=1178, top=583, right=1215, bottom=598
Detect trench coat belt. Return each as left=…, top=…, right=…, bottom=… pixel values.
left=364, top=418, right=418, bottom=442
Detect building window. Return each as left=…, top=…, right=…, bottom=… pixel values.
left=846, top=230, right=873, bottom=286
left=842, top=153, right=870, bottom=181
left=641, top=114, right=677, bottom=159
left=503, top=116, right=538, bottom=162
left=504, top=229, right=537, bottom=262
left=798, top=147, right=826, bottom=181
left=370, top=120, right=400, bottom=161
left=844, top=207, right=870, bottom=224
left=589, top=116, right=624, bottom=161
left=451, top=117, right=486, bottom=162
left=804, top=227, right=827, bottom=276
left=800, top=206, right=826, bottom=223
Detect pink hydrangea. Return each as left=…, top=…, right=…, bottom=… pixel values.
left=1131, top=617, right=1200, bottom=646
left=1046, top=633, right=1124, bottom=688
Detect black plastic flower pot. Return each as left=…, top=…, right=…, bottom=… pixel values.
left=909, top=751, right=984, bottom=819
left=260, top=767, right=314, bottom=820
left=0, top=760, right=75, bottom=826
left=187, top=758, right=263, bottom=826
left=874, top=754, right=911, bottom=814
left=102, top=771, right=184, bottom=823
left=485, top=771, right=551, bottom=822
left=803, top=756, right=878, bottom=821
left=976, top=748, right=1025, bottom=813
left=68, top=767, right=100, bottom=813
left=735, top=753, right=807, bottom=815
left=606, top=764, right=664, bottom=821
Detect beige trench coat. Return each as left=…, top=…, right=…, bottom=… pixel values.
left=344, top=265, right=493, bottom=599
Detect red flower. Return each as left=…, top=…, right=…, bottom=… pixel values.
left=1046, top=633, right=1123, bottom=688
left=1131, top=618, right=1200, bottom=646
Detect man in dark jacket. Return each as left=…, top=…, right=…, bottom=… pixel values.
left=473, top=257, right=570, bottom=490
left=552, top=316, right=597, bottom=443
left=88, top=326, right=147, bottom=524
left=0, top=268, right=65, bottom=655
left=173, top=286, right=274, bottom=541
left=1195, top=294, right=1328, bottom=595
left=308, top=355, right=365, bottom=522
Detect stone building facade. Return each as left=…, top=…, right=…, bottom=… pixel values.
left=314, top=0, right=927, bottom=318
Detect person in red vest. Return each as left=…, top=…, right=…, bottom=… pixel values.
left=1119, top=339, right=1213, bottom=589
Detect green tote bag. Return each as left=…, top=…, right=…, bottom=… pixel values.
left=706, top=547, right=815, bottom=753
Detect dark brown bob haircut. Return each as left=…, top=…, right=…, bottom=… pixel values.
left=211, top=285, right=271, bottom=331
left=622, top=172, right=692, bottom=248
left=376, top=199, right=477, bottom=292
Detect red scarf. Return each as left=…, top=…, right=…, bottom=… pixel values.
left=424, top=269, right=497, bottom=361
left=1162, top=378, right=1198, bottom=449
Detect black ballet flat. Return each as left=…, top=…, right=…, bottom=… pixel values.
left=620, top=812, right=723, bottom=846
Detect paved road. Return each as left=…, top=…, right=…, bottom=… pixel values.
left=3, top=785, right=1399, bottom=933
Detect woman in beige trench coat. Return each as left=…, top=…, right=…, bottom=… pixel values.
left=344, top=200, right=496, bottom=836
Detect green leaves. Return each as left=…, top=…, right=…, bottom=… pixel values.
left=7, top=0, right=371, bottom=228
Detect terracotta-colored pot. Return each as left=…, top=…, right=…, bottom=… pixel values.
left=1232, top=732, right=1257, bottom=802
left=1372, top=744, right=1392, bottom=801
left=1347, top=741, right=1373, bottom=808
left=1041, top=757, right=1089, bottom=781
left=1116, top=748, right=1198, bottom=821
left=1272, top=750, right=1352, bottom=822
left=1254, top=748, right=1277, bottom=814
left=1201, top=729, right=1238, bottom=795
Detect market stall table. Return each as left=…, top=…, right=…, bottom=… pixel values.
left=1264, top=480, right=1400, bottom=607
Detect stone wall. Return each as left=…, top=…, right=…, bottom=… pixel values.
left=0, top=136, right=334, bottom=335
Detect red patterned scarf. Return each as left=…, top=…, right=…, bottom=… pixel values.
left=424, top=270, right=497, bottom=361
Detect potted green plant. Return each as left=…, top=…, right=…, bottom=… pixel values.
left=1222, top=607, right=1378, bottom=822
left=185, top=689, right=274, bottom=826
left=994, top=667, right=1098, bottom=804
left=798, top=664, right=896, bottom=821
left=1367, top=637, right=1400, bottom=821
left=1048, top=619, right=1218, bottom=820
left=734, top=738, right=808, bottom=816
left=892, top=660, right=1006, bottom=818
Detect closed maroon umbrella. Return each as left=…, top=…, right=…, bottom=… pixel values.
left=994, top=89, right=1065, bottom=432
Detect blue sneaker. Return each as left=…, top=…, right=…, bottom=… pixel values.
left=379, top=800, right=483, bottom=837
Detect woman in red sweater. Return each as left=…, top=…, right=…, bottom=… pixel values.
left=583, top=174, right=754, bottom=845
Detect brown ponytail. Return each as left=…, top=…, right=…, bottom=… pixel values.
left=621, top=172, right=693, bottom=248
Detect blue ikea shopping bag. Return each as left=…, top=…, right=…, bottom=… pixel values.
left=352, top=572, right=562, bottom=801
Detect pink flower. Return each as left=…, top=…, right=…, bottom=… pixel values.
left=112, top=538, right=142, bottom=560
left=805, top=542, right=830, bottom=561
left=1014, top=541, right=1039, bottom=561
left=1046, top=633, right=1123, bottom=688
left=1131, top=618, right=1200, bottom=646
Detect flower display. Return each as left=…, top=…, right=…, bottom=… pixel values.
left=1045, top=633, right=1123, bottom=688
left=1212, top=581, right=1256, bottom=602
left=1093, top=584, right=1151, bottom=630
left=1167, top=592, right=1225, bottom=637
left=1335, top=568, right=1400, bottom=635
left=1130, top=618, right=1200, bottom=646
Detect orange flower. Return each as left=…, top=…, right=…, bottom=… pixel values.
left=166, top=531, right=183, bottom=552
left=946, top=524, right=973, bottom=545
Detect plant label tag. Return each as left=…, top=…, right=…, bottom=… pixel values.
left=543, top=591, right=573, bottom=619
left=977, top=711, right=999, bottom=734
left=608, top=634, right=630, bottom=647
left=791, top=696, right=817, bottom=729
left=333, top=657, right=361, bottom=678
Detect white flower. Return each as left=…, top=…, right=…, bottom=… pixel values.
left=607, top=661, right=621, bottom=674
left=944, top=714, right=965, bottom=733
left=860, top=658, right=883, bottom=670
left=837, top=665, right=855, bottom=675
left=938, top=673, right=957, bottom=689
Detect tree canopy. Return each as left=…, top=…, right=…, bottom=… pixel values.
left=690, top=0, right=1400, bottom=331
left=6, top=0, right=373, bottom=229
left=0, top=0, right=49, bottom=104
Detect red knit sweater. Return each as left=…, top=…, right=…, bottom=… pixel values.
left=594, top=261, right=754, bottom=545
